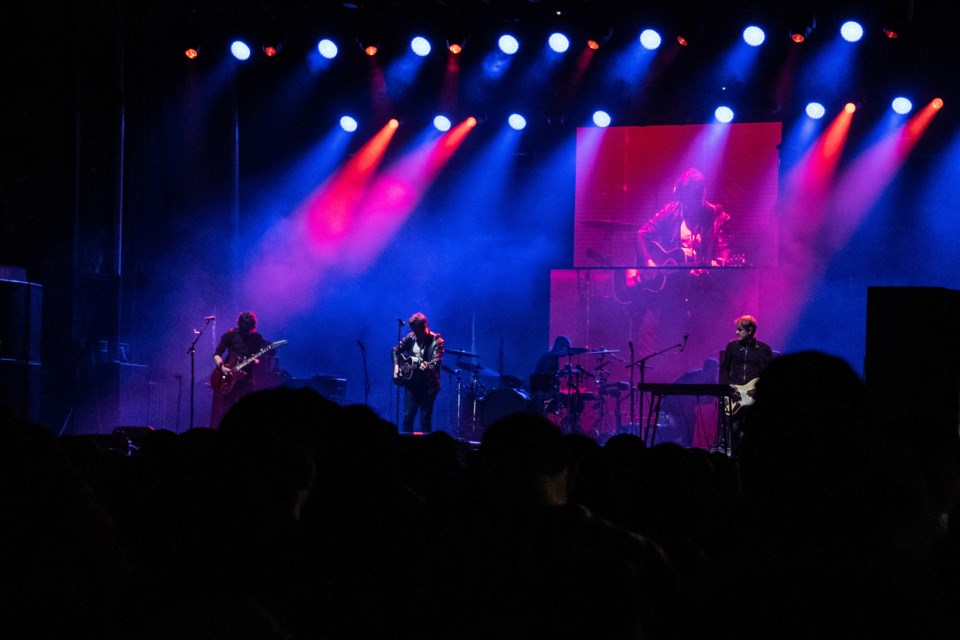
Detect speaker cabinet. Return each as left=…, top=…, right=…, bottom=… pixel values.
left=865, top=286, right=960, bottom=448
left=0, top=278, right=42, bottom=423
left=284, top=376, right=348, bottom=405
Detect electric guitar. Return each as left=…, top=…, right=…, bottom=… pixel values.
left=210, top=339, right=288, bottom=396
left=725, top=377, right=759, bottom=416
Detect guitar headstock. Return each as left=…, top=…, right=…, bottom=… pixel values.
left=719, top=253, right=746, bottom=267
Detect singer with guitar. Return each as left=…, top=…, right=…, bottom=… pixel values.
left=392, top=312, right=445, bottom=434
left=719, top=315, right=774, bottom=454
left=210, top=311, right=276, bottom=428
left=632, top=167, right=732, bottom=282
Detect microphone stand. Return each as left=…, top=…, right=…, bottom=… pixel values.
left=357, top=340, right=371, bottom=406
left=626, top=337, right=685, bottom=444
left=395, top=318, right=405, bottom=426
left=187, top=316, right=214, bottom=431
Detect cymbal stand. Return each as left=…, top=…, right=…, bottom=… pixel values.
left=560, top=357, right=584, bottom=435
left=592, top=355, right=612, bottom=438
left=454, top=368, right=465, bottom=433
left=464, top=367, right=484, bottom=440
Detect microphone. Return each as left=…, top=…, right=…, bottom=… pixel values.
left=397, top=318, right=406, bottom=326
left=204, top=316, right=216, bottom=321
left=680, top=332, right=689, bottom=352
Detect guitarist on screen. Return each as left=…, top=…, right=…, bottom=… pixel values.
left=211, top=311, right=273, bottom=427
left=719, top=314, right=775, bottom=455
left=628, top=167, right=732, bottom=290
left=392, top=312, right=445, bottom=434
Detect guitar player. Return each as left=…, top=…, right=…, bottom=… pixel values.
left=719, top=314, right=774, bottom=454
left=211, top=311, right=273, bottom=428
left=392, top=312, right=445, bottom=434
left=633, top=167, right=732, bottom=278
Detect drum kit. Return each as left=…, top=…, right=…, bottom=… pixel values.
left=534, top=346, right=632, bottom=439
left=442, top=345, right=631, bottom=442
left=444, top=348, right=531, bottom=441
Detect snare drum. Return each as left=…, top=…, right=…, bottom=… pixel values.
left=480, top=388, right=533, bottom=431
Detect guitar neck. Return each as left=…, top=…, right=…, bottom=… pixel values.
left=235, top=340, right=286, bottom=372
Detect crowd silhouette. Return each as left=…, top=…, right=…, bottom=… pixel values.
left=3, top=350, right=960, bottom=638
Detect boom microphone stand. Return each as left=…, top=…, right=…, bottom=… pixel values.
left=187, top=315, right=215, bottom=431
left=626, top=333, right=687, bottom=444
left=395, top=317, right=405, bottom=426
left=357, top=340, right=371, bottom=406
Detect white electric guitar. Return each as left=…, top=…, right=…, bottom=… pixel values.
left=725, top=377, right=759, bottom=416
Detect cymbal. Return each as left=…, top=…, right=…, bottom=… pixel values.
left=580, top=219, right=636, bottom=232
left=600, top=381, right=630, bottom=392
left=458, top=361, right=499, bottom=376
left=555, top=347, right=589, bottom=356
left=589, top=349, right=620, bottom=355
left=447, top=348, right=478, bottom=357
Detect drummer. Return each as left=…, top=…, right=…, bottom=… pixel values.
left=530, top=336, right=579, bottom=415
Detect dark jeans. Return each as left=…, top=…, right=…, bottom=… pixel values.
left=402, top=385, right=438, bottom=433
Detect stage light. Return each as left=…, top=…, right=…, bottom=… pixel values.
left=548, top=32, right=570, bottom=53
left=358, top=35, right=379, bottom=56
left=448, top=42, right=462, bottom=54
left=639, top=29, right=662, bottom=51
left=230, top=41, right=252, bottom=61
left=585, top=23, right=613, bottom=50
left=840, top=21, right=864, bottom=42
left=317, top=39, right=338, bottom=59
left=433, top=115, right=452, bottom=132
left=499, top=34, right=519, bottom=55
left=844, top=102, right=857, bottom=114
left=882, top=1, right=914, bottom=39
left=677, top=35, right=689, bottom=46
left=805, top=102, right=826, bottom=119
left=388, top=118, right=400, bottom=129
left=891, top=97, right=913, bottom=115
left=592, top=110, right=611, bottom=127
left=411, top=36, right=431, bottom=57
left=932, top=98, right=944, bottom=110
left=466, top=117, right=477, bottom=128
left=714, top=106, right=734, bottom=123
left=787, top=9, right=816, bottom=43
left=743, top=26, right=765, bottom=46
left=508, top=114, right=527, bottom=130
left=340, top=116, right=358, bottom=132
left=184, top=47, right=199, bottom=60
left=263, top=45, right=279, bottom=57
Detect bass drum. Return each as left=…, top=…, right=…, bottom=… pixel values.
left=480, top=388, right=533, bottom=432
